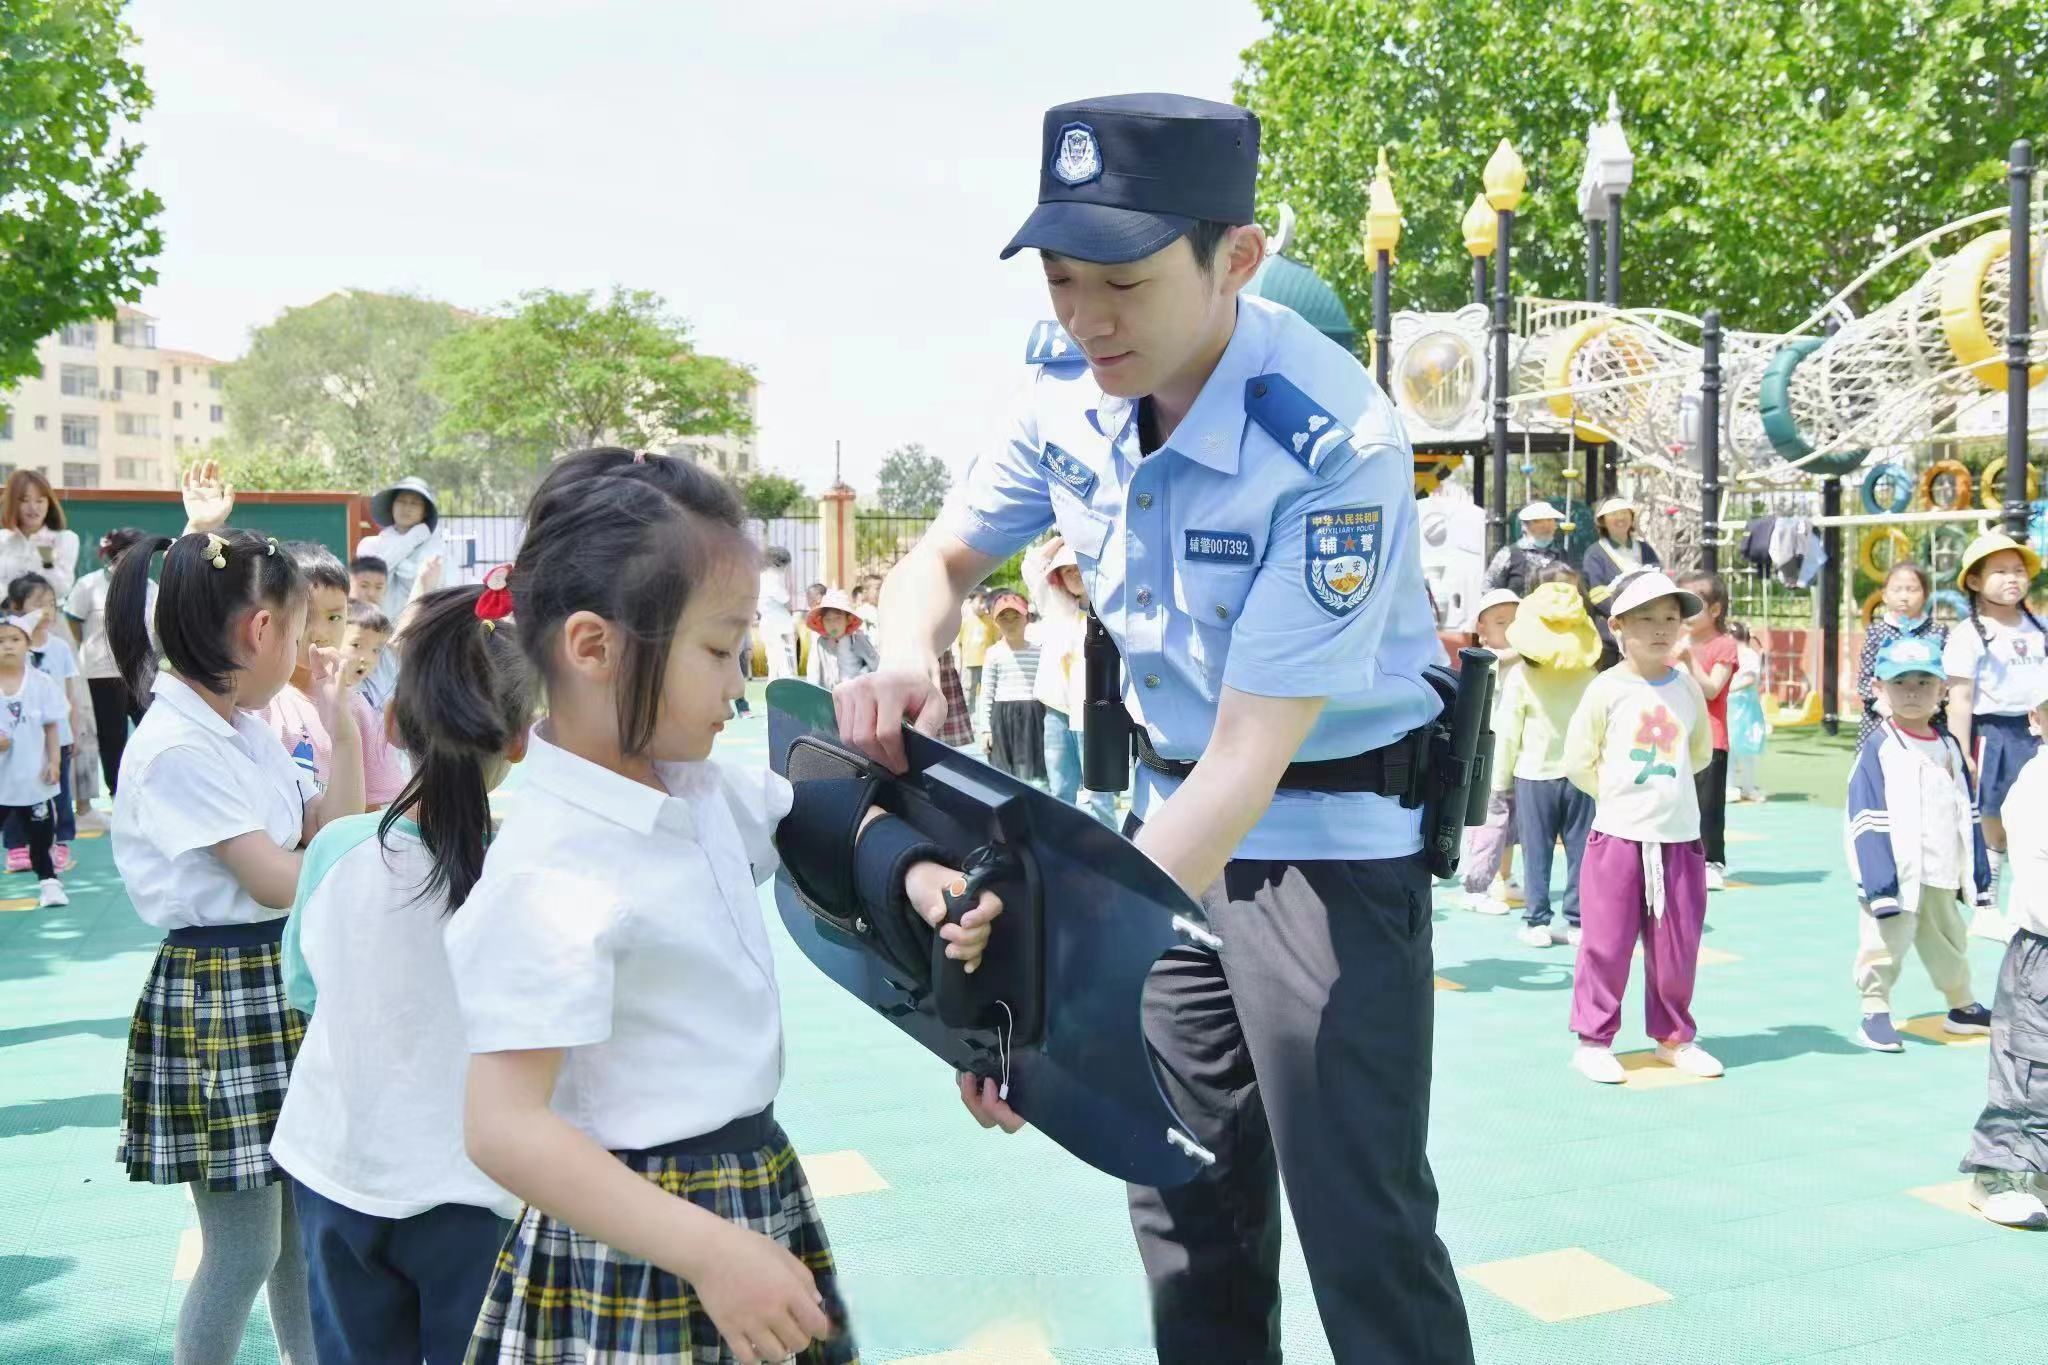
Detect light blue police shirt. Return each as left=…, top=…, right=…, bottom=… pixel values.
left=940, top=295, right=1443, bottom=862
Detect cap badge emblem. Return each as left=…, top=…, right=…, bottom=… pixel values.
left=1051, top=122, right=1103, bottom=187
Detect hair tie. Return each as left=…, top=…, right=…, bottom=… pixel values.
left=475, top=564, right=515, bottom=625
left=202, top=534, right=229, bottom=569
left=266, top=537, right=278, bottom=556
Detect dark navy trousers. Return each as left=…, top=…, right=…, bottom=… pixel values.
left=296, top=1181, right=511, bottom=1364
left=1513, top=776, right=1595, bottom=928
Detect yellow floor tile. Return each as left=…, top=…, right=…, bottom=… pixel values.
left=1696, top=945, right=1743, bottom=966
left=0, top=896, right=38, bottom=912
left=801, top=1150, right=888, bottom=1198
left=1900, top=1014, right=1988, bottom=1047
left=1435, top=975, right=1466, bottom=991
left=1722, top=878, right=1756, bottom=890
left=172, top=1226, right=202, bottom=1281
left=1463, top=1246, right=1671, bottom=1322
left=895, top=1319, right=1057, bottom=1363
left=1724, top=828, right=1764, bottom=843
left=1615, top=1049, right=1720, bottom=1088
left=1907, top=1178, right=1978, bottom=1217
left=73, top=829, right=105, bottom=841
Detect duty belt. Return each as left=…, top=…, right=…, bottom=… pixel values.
left=1132, top=726, right=1429, bottom=805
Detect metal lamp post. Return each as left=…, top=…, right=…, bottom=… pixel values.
left=2006, top=139, right=2034, bottom=540
left=1484, top=138, right=1527, bottom=561
left=1591, top=95, right=1635, bottom=498
left=1365, top=147, right=1402, bottom=394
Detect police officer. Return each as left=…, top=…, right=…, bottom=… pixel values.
left=835, top=93, right=1473, bottom=1363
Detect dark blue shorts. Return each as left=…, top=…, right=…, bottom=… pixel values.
left=1973, top=712, right=2041, bottom=820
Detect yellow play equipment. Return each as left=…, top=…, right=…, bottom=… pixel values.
left=1763, top=691, right=1825, bottom=729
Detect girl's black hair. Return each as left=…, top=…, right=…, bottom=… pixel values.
left=513, top=447, right=753, bottom=754
left=1533, top=561, right=1583, bottom=590
left=378, top=585, right=536, bottom=912
left=6, top=572, right=53, bottom=612
left=1885, top=559, right=1932, bottom=601
left=1729, top=620, right=1752, bottom=644
left=284, top=541, right=349, bottom=596
left=348, top=599, right=391, bottom=634
left=1680, top=570, right=1729, bottom=626
left=99, top=526, right=149, bottom=565
left=107, top=531, right=304, bottom=697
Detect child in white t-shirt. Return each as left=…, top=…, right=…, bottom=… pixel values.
left=443, top=449, right=1000, bottom=1363
left=4, top=574, right=82, bottom=867
left=275, top=584, right=534, bottom=1363
left=1562, top=570, right=1719, bottom=1084
left=108, top=528, right=363, bottom=1363
left=0, top=613, right=67, bottom=906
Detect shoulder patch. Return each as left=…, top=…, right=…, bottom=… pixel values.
left=1302, top=505, right=1383, bottom=617
left=1245, top=373, right=1355, bottom=476
left=1025, top=321, right=1085, bottom=368
left=1037, top=442, right=1098, bottom=498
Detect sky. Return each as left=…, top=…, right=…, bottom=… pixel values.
left=125, top=0, right=1269, bottom=493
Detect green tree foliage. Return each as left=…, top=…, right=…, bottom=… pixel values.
left=0, top=0, right=164, bottom=393
left=874, top=442, right=952, bottom=515
left=1240, top=0, right=2046, bottom=330
left=204, top=446, right=334, bottom=494
left=224, top=290, right=472, bottom=492
left=427, top=288, right=754, bottom=459
left=734, top=470, right=809, bottom=519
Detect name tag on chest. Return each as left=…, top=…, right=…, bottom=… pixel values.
left=1183, top=530, right=1255, bottom=564
left=1038, top=443, right=1098, bottom=498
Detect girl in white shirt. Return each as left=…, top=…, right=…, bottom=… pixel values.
left=446, top=448, right=999, bottom=1365
left=1561, top=570, right=1719, bottom=1085
left=6, top=575, right=82, bottom=864
left=108, top=529, right=364, bottom=1365
left=66, top=527, right=154, bottom=805
left=0, top=613, right=67, bottom=907
left=275, top=582, right=536, bottom=1364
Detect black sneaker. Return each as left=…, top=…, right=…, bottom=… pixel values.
left=1945, top=1003, right=1993, bottom=1035
left=1857, top=1012, right=1904, bottom=1052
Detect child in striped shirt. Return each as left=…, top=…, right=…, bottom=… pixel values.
left=975, top=591, right=1046, bottom=785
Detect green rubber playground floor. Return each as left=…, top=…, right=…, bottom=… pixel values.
left=5, top=711, right=2046, bottom=1363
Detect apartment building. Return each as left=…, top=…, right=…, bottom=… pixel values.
left=663, top=383, right=759, bottom=477
left=0, top=306, right=229, bottom=490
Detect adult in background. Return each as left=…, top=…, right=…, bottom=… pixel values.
left=756, top=545, right=798, bottom=679
left=66, top=527, right=153, bottom=803
left=1582, top=496, right=1663, bottom=667
left=356, top=476, right=444, bottom=703
left=0, top=469, right=82, bottom=603
left=1483, top=500, right=1570, bottom=598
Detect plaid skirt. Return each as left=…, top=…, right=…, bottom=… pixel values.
left=468, top=1109, right=857, bottom=1364
left=117, top=919, right=304, bottom=1190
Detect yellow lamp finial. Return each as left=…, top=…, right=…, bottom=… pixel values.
left=1462, top=194, right=1496, bottom=257
left=1483, top=138, right=1527, bottom=213
left=1364, top=146, right=1402, bottom=262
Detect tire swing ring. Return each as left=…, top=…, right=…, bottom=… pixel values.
left=1978, top=458, right=2041, bottom=510
left=1861, top=589, right=1886, bottom=626
left=1857, top=527, right=1913, bottom=582
left=1916, top=459, right=1972, bottom=511
left=1928, top=524, right=1970, bottom=579
left=1860, top=461, right=1913, bottom=516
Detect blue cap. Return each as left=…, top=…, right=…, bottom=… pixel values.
left=1874, top=635, right=1944, bottom=681
left=1000, top=93, right=1260, bottom=264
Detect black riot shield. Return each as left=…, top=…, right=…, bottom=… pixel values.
left=766, top=679, right=1212, bottom=1189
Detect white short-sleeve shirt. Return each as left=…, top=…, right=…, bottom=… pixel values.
left=0, top=667, right=66, bottom=806
left=67, top=569, right=155, bottom=681
left=1943, top=615, right=2048, bottom=716
left=445, top=726, right=792, bottom=1152
left=30, top=634, right=77, bottom=745
left=113, top=675, right=318, bottom=930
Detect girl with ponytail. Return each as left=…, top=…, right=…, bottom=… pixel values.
left=108, top=527, right=364, bottom=1364
left=272, top=582, right=537, bottom=1363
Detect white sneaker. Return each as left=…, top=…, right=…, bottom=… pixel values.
left=1705, top=864, right=1727, bottom=892
left=1969, top=905, right=2014, bottom=943
left=1655, top=1041, right=1724, bottom=1077
left=1461, top=890, right=1509, bottom=916
left=1571, top=1044, right=1625, bottom=1084
left=1517, top=924, right=1553, bottom=948
left=1968, top=1171, right=2048, bottom=1228
left=38, top=878, right=67, bottom=908
left=1565, top=925, right=1583, bottom=947
left=74, top=808, right=109, bottom=832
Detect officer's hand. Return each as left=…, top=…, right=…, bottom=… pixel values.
left=956, top=1071, right=1027, bottom=1134
left=905, top=862, right=1002, bottom=972
left=834, top=667, right=944, bottom=773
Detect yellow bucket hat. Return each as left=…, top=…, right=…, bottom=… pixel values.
left=1954, top=531, right=2043, bottom=592
left=1505, top=581, right=1602, bottom=669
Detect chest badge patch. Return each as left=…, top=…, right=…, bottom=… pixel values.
left=1038, top=443, right=1098, bottom=498
left=1184, top=530, right=1255, bottom=564
left=1304, top=506, right=1383, bottom=616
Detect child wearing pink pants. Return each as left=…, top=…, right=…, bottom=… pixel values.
left=1562, top=569, right=1723, bottom=1084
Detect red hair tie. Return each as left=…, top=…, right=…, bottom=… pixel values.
left=475, top=564, right=515, bottom=625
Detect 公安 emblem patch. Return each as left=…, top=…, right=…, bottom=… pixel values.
left=1303, top=506, right=1383, bottom=616
left=1051, top=122, right=1103, bottom=187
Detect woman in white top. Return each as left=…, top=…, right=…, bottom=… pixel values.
left=356, top=476, right=446, bottom=702
left=275, top=583, right=534, bottom=1365
left=445, top=449, right=1000, bottom=1365
left=0, top=469, right=82, bottom=603
left=108, top=528, right=363, bottom=1365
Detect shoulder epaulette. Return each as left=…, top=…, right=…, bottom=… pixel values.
left=1025, top=321, right=1085, bottom=368
left=1244, top=373, right=1354, bottom=476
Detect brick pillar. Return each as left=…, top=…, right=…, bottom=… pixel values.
left=818, top=483, right=857, bottom=588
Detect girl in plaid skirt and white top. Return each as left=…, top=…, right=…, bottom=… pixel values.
left=447, top=450, right=1000, bottom=1365
left=108, top=526, right=366, bottom=1364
